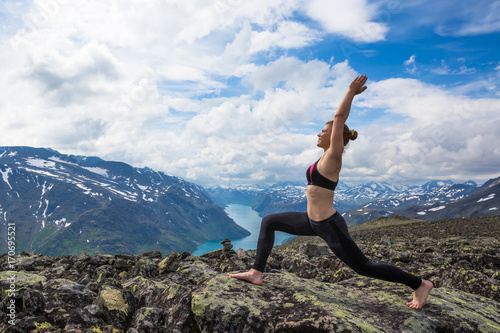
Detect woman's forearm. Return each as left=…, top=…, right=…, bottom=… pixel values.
left=334, top=90, right=356, bottom=121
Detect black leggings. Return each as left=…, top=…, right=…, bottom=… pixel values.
left=252, top=211, right=422, bottom=290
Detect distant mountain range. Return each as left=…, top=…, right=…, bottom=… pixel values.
left=206, top=176, right=499, bottom=225
left=0, top=147, right=249, bottom=256
left=2, top=146, right=497, bottom=257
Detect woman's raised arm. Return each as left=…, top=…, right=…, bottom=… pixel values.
left=327, top=75, right=367, bottom=159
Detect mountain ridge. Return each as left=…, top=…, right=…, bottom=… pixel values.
left=0, top=146, right=249, bottom=256
left=206, top=174, right=500, bottom=226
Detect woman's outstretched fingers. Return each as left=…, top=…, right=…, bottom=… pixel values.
left=350, top=75, right=368, bottom=95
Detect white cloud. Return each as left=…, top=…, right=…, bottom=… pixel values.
left=433, top=0, right=500, bottom=36
left=0, top=0, right=498, bottom=187
left=431, top=60, right=476, bottom=75
left=249, top=21, right=321, bottom=54
left=404, top=55, right=418, bottom=75
left=305, top=0, right=389, bottom=42
left=171, top=58, right=357, bottom=183
left=344, top=79, right=500, bottom=184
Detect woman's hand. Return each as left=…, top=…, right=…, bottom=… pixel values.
left=348, top=75, right=368, bottom=95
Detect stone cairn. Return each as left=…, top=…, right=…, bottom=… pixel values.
left=220, top=238, right=236, bottom=258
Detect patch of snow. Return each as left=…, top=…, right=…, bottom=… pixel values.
left=22, top=167, right=61, bottom=179
left=477, top=193, right=495, bottom=202
left=41, top=182, right=53, bottom=198
left=142, top=193, right=154, bottom=202
left=0, top=167, right=13, bottom=189
left=489, top=207, right=498, bottom=211
left=43, top=199, right=49, bottom=218
left=48, top=156, right=78, bottom=166
left=417, top=211, right=426, bottom=215
left=76, top=183, right=92, bottom=195
left=26, top=158, right=56, bottom=169
left=82, top=167, right=109, bottom=178
left=428, top=206, right=446, bottom=212
left=390, top=200, right=400, bottom=207
left=53, top=218, right=67, bottom=226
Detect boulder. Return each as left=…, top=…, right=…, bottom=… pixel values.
left=192, top=273, right=500, bottom=333
left=98, top=285, right=135, bottom=330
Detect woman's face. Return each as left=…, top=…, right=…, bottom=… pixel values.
left=317, top=124, right=332, bottom=149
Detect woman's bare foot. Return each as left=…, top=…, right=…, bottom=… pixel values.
left=229, top=269, right=263, bottom=286
left=407, top=279, right=433, bottom=309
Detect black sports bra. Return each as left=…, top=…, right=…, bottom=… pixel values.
left=306, top=159, right=338, bottom=191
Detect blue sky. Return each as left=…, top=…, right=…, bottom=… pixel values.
left=0, top=0, right=499, bottom=186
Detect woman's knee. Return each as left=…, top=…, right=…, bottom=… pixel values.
left=261, top=214, right=277, bottom=230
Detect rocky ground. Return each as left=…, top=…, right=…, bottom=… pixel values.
left=1, top=215, right=499, bottom=332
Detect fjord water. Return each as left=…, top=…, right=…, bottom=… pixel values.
left=192, top=204, right=294, bottom=256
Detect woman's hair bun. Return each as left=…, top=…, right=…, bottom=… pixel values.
left=349, top=129, right=358, bottom=141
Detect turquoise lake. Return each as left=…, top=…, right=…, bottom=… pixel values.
left=192, top=204, right=294, bottom=256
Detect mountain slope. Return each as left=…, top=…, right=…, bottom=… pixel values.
left=0, top=146, right=249, bottom=256
left=344, top=178, right=497, bottom=224
left=207, top=178, right=485, bottom=225
left=399, top=176, right=500, bottom=220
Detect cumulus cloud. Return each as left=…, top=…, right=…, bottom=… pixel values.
left=305, top=0, right=389, bottom=42
left=0, top=0, right=498, bottom=187
left=249, top=21, right=321, bottom=54
left=344, top=79, right=500, bottom=184
left=25, top=41, right=121, bottom=106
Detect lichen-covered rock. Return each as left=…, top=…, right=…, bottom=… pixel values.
left=192, top=273, right=500, bottom=333
left=41, top=278, right=97, bottom=329
left=281, top=253, right=319, bottom=279
left=158, top=251, right=180, bottom=274
left=0, top=271, right=47, bottom=290
left=177, top=258, right=218, bottom=285
left=123, top=275, right=197, bottom=331
left=98, top=284, right=135, bottom=330
left=21, top=288, right=45, bottom=316
left=133, top=306, right=164, bottom=332
left=132, top=257, right=159, bottom=279
left=1, top=215, right=499, bottom=332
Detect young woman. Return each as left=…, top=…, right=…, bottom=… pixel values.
left=230, top=75, right=433, bottom=309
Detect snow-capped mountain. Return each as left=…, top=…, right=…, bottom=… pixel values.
left=333, top=181, right=407, bottom=210
left=206, top=178, right=490, bottom=226
left=400, top=177, right=500, bottom=221
left=338, top=179, right=498, bottom=225
left=0, top=147, right=249, bottom=256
